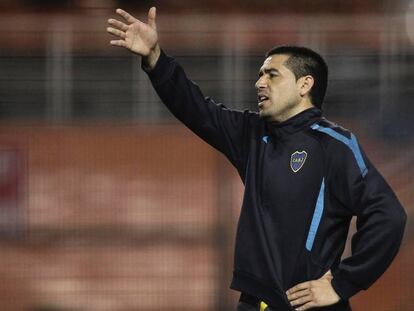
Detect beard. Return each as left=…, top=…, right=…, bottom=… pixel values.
left=259, top=99, right=302, bottom=123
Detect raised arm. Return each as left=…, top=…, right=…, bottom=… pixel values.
left=106, top=7, right=253, bottom=179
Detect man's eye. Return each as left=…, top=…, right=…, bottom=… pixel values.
left=269, top=73, right=277, bottom=78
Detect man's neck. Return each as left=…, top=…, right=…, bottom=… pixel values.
left=272, top=101, right=315, bottom=123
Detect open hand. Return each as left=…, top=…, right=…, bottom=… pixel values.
left=286, top=270, right=340, bottom=310
left=107, top=7, right=160, bottom=68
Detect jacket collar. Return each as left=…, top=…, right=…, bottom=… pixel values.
left=266, top=107, right=322, bottom=138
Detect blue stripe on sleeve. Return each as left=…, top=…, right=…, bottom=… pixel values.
left=306, top=178, right=325, bottom=251
left=310, top=123, right=368, bottom=177
left=349, top=133, right=368, bottom=177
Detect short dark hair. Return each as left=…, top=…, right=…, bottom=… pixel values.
left=265, top=45, right=328, bottom=109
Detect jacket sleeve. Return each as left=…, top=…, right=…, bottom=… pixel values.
left=142, top=50, right=251, bottom=178
left=327, top=136, right=407, bottom=300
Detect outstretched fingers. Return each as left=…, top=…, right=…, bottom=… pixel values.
left=116, top=8, right=139, bottom=24
left=107, top=15, right=128, bottom=49
left=110, top=40, right=127, bottom=48
left=147, top=7, right=157, bottom=29
left=108, top=18, right=128, bottom=32
left=106, top=27, right=126, bottom=39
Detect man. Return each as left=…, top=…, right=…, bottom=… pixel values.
left=106, top=7, right=406, bottom=311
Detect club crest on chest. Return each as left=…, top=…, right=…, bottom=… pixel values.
left=290, top=150, right=307, bottom=173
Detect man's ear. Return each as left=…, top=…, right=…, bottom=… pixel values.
left=297, top=75, right=314, bottom=97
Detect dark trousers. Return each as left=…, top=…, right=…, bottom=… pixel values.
left=237, top=293, right=272, bottom=311
left=237, top=301, right=261, bottom=311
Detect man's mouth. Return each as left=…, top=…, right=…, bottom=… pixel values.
left=258, top=95, right=269, bottom=108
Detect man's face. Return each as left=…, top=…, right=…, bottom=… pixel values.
left=255, top=54, right=302, bottom=122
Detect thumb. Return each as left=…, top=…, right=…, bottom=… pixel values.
left=322, top=269, right=333, bottom=279
left=148, top=7, right=157, bottom=29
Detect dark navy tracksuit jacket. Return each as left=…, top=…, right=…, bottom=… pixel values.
left=143, top=50, right=407, bottom=310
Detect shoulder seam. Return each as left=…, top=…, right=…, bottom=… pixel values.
left=310, top=122, right=368, bottom=177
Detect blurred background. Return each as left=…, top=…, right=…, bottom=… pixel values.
left=0, top=0, right=413, bottom=310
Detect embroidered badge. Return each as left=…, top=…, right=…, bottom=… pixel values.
left=290, top=150, right=307, bottom=173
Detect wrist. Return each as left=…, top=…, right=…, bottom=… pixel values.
left=331, top=271, right=361, bottom=301
left=142, top=44, right=161, bottom=71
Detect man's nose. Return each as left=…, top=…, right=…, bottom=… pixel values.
left=255, top=77, right=266, bottom=89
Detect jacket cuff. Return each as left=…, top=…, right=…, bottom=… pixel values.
left=331, top=270, right=362, bottom=301
left=141, top=49, right=175, bottom=86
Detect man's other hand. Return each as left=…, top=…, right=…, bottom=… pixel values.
left=286, top=270, right=341, bottom=310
